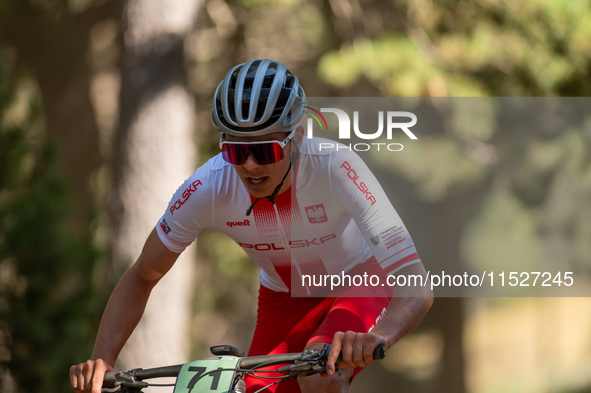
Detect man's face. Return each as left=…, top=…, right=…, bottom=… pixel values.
left=225, top=128, right=302, bottom=198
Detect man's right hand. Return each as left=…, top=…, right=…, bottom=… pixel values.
left=70, top=359, right=113, bottom=393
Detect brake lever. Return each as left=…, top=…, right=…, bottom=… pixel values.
left=286, top=345, right=341, bottom=378
left=101, top=370, right=149, bottom=392
left=289, top=363, right=341, bottom=378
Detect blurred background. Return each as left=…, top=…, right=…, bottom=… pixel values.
left=1, top=0, right=591, bottom=392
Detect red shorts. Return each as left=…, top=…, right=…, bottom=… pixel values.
left=245, top=258, right=391, bottom=393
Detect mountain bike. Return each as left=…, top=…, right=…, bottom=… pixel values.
left=102, top=343, right=386, bottom=393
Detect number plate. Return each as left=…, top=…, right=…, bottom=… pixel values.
left=173, top=357, right=240, bottom=393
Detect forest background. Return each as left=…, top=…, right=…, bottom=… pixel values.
left=1, top=0, right=591, bottom=392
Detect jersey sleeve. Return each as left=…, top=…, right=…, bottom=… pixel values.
left=156, top=162, right=214, bottom=253
left=328, top=148, right=421, bottom=275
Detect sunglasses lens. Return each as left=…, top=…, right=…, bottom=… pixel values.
left=249, top=143, right=284, bottom=164
left=222, top=142, right=285, bottom=165
left=222, top=144, right=247, bottom=164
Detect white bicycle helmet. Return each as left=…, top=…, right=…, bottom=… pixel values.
left=211, top=59, right=306, bottom=136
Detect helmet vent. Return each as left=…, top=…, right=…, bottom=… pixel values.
left=213, top=59, right=306, bottom=135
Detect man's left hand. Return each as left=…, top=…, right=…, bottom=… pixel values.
left=325, top=331, right=388, bottom=376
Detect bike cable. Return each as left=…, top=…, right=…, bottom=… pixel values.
left=187, top=367, right=295, bottom=393
left=252, top=376, right=292, bottom=393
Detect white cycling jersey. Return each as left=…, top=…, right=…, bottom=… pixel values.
left=156, top=137, right=421, bottom=293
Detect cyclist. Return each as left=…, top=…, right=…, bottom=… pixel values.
left=70, top=59, right=433, bottom=393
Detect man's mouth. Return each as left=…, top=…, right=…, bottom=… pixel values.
left=250, top=177, right=265, bottom=184
left=247, top=176, right=268, bottom=188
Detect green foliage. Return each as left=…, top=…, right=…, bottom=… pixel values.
left=316, top=0, right=591, bottom=292
left=318, top=0, right=591, bottom=96
left=373, top=133, right=489, bottom=201
left=0, top=60, right=104, bottom=393
left=463, top=188, right=545, bottom=273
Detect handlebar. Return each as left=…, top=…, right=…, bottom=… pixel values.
left=338, top=343, right=386, bottom=363
left=238, top=343, right=385, bottom=370
left=238, top=352, right=309, bottom=369
left=103, top=343, right=386, bottom=389
left=103, top=365, right=182, bottom=388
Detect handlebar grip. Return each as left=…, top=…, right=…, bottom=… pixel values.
left=335, top=343, right=386, bottom=363
left=102, top=371, right=118, bottom=388
left=372, top=344, right=386, bottom=360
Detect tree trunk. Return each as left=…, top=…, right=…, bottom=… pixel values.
left=0, top=0, right=121, bottom=231
left=109, top=0, right=202, bottom=370
left=429, top=187, right=488, bottom=393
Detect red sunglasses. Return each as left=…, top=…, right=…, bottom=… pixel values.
left=220, top=130, right=295, bottom=165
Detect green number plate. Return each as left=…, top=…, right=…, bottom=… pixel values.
left=173, top=357, right=240, bottom=393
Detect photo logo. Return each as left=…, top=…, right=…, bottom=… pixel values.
left=305, top=204, right=328, bottom=224
left=304, top=106, right=418, bottom=152
left=304, top=106, right=328, bottom=130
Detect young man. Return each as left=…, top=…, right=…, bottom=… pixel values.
left=70, top=59, right=433, bottom=393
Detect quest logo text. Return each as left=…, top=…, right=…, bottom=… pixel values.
left=304, top=106, right=417, bottom=152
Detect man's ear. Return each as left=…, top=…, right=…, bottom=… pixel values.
left=293, top=125, right=305, bottom=147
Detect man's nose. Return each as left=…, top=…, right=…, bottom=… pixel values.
left=242, top=153, right=261, bottom=171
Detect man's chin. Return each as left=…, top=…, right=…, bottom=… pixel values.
left=247, top=188, right=273, bottom=199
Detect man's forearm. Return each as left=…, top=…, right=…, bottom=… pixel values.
left=324, top=263, right=433, bottom=376
left=70, top=230, right=180, bottom=393
left=371, top=265, right=434, bottom=348
left=90, top=264, right=157, bottom=365
left=372, top=292, right=433, bottom=348
left=90, top=228, right=180, bottom=365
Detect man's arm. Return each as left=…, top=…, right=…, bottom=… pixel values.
left=326, top=262, right=433, bottom=374
left=69, top=228, right=181, bottom=393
